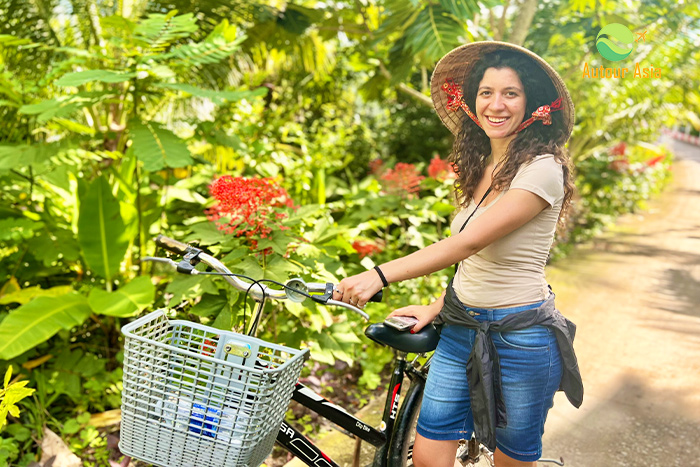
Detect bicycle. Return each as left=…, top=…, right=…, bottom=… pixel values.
left=119, top=235, right=565, bottom=467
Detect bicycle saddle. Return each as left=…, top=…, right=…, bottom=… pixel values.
left=364, top=323, right=439, bottom=353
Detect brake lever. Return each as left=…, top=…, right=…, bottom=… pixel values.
left=326, top=299, right=370, bottom=321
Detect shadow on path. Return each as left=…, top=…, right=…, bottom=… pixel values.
left=544, top=373, right=700, bottom=467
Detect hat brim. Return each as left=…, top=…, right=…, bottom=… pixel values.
left=430, top=41, right=574, bottom=141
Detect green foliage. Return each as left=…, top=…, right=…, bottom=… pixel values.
left=56, top=70, right=139, bottom=87
left=129, top=120, right=193, bottom=171
left=77, top=175, right=130, bottom=282
left=0, top=367, right=35, bottom=431
left=553, top=143, right=673, bottom=257
left=88, top=276, right=155, bottom=317
left=0, top=293, right=92, bottom=360
left=0, top=1, right=689, bottom=463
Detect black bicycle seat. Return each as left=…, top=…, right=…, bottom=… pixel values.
left=364, top=323, right=439, bottom=353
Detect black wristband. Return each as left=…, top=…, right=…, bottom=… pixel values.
left=374, top=265, right=389, bottom=288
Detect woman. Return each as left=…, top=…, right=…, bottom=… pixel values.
left=333, top=42, right=583, bottom=467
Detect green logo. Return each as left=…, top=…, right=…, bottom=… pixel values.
left=596, top=23, right=635, bottom=61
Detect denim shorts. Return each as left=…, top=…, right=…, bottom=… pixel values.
left=416, top=300, right=563, bottom=462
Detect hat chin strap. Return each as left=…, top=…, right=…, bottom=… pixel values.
left=442, top=79, right=562, bottom=136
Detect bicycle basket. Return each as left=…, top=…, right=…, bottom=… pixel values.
left=119, top=310, right=309, bottom=467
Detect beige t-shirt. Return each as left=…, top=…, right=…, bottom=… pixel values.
left=450, top=154, right=564, bottom=308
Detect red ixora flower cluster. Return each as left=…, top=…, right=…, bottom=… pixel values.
left=380, top=162, right=425, bottom=199
left=205, top=176, right=295, bottom=250
left=609, top=142, right=629, bottom=172
left=428, top=155, right=458, bottom=181
left=351, top=240, right=384, bottom=259
left=646, top=155, right=665, bottom=167
left=369, top=158, right=385, bottom=176
left=610, top=142, right=627, bottom=156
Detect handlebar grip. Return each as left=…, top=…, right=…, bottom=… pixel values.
left=155, top=235, right=189, bottom=255
left=368, top=290, right=383, bottom=303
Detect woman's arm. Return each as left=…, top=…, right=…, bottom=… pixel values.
left=334, top=188, right=550, bottom=307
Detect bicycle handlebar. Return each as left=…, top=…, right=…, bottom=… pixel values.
left=152, top=234, right=378, bottom=320
left=155, top=235, right=189, bottom=255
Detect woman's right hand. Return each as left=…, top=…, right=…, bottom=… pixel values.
left=387, top=303, right=441, bottom=333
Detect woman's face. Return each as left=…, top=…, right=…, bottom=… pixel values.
left=475, top=67, right=527, bottom=141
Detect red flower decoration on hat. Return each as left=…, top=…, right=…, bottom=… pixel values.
left=513, top=97, right=562, bottom=134
left=442, top=79, right=482, bottom=128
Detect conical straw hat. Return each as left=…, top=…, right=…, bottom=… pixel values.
left=430, top=41, right=575, bottom=140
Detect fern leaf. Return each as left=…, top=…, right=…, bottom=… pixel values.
left=129, top=120, right=193, bottom=171
left=154, top=83, right=267, bottom=104
left=134, top=12, right=199, bottom=53
left=0, top=144, right=56, bottom=171
left=152, top=36, right=246, bottom=67
left=0, top=34, right=32, bottom=47
left=56, top=70, right=137, bottom=87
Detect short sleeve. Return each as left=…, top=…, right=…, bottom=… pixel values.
left=509, top=154, right=564, bottom=207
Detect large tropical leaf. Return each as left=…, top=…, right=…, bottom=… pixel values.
left=0, top=285, right=72, bottom=306
left=404, top=5, right=465, bottom=62
left=55, top=70, right=138, bottom=87
left=373, top=0, right=423, bottom=43
left=129, top=120, right=193, bottom=171
left=87, top=276, right=155, bottom=317
left=0, top=292, right=92, bottom=360
left=438, top=0, right=484, bottom=19
left=77, top=175, right=129, bottom=281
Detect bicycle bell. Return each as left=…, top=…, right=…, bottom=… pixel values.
left=285, top=278, right=308, bottom=303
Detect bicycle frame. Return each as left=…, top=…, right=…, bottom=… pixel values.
left=276, top=351, right=426, bottom=467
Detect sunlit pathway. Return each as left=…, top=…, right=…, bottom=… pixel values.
left=542, top=137, right=700, bottom=466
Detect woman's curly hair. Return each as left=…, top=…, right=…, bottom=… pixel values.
left=448, top=50, right=574, bottom=218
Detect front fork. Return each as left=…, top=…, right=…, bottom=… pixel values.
left=371, top=351, right=408, bottom=467
left=371, top=352, right=429, bottom=467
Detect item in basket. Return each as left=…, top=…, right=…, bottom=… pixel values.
left=216, top=406, right=250, bottom=446
left=190, top=403, right=221, bottom=438
left=154, top=395, right=192, bottom=432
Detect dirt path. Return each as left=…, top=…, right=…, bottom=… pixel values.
left=542, top=137, right=700, bottom=466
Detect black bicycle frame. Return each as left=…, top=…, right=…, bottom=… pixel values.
left=276, top=353, right=412, bottom=467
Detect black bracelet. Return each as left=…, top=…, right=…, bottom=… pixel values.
left=374, top=265, right=389, bottom=288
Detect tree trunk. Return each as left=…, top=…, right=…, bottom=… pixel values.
left=508, top=0, right=538, bottom=46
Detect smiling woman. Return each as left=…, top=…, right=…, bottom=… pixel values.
left=333, top=42, right=583, bottom=467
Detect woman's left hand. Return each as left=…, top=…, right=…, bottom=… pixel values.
left=332, top=269, right=384, bottom=308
